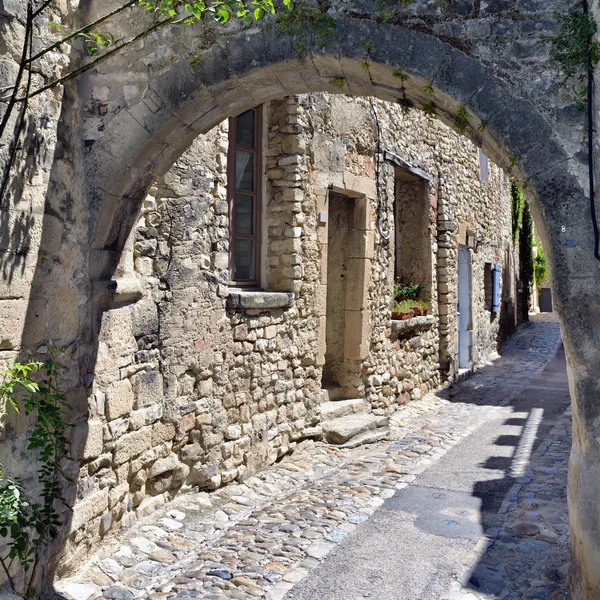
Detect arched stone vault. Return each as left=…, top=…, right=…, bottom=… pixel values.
left=29, top=2, right=600, bottom=597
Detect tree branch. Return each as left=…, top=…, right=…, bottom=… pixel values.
left=32, top=0, right=53, bottom=19
left=22, top=16, right=174, bottom=101
left=0, top=2, right=33, bottom=141
left=0, top=1, right=34, bottom=206
left=27, top=0, right=139, bottom=65
left=0, top=554, right=19, bottom=597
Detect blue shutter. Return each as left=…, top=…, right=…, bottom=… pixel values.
left=492, top=264, right=501, bottom=313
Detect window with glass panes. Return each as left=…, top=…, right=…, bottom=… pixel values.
left=229, top=107, right=262, bottom=285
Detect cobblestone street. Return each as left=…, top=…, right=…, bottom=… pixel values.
left=55, top=315, right=569, bottom=600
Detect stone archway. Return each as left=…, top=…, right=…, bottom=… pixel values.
left=20, top=3, right=600, bottom=597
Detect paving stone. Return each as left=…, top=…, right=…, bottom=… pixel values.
left=57, top=317, right=568, bottom=600
left=102, top=588, right=134, bottom=600
left=60, top=584, right=102, bottom=600
left=130, top=537, right=159, bottom=554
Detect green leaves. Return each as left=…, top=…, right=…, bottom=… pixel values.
left=0, top=348, right=69, bottom=599
left=137, top=0, right=281, bottom=27
left=276, top=0, right=338, bottom=55
left=78, top=31, right=114, bottom=55
left=549, top=9, right=600, bottom=106
left=453, top=105, right=471, bottom=135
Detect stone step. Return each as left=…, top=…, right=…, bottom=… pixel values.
left=323, top=413, right=389, bottom=445
left=320, top=387, right=348, bottom=402
left=319, top=399, right=368, bottom=421
left=342, top=426, right=391, bottom=449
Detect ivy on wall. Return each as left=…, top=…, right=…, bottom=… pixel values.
left=0, top=349, right=69, bottom=600
left=519, top=198, right=534, bottom=323
left=549, top=4, right=600, bottom=107
left=511, top=179, right=524, bottom=243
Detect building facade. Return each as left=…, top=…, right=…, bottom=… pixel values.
left=61, top=93, right=518, bottom=571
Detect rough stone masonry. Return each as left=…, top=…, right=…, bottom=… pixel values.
left=66, top=91, right=518, bottom=576
left=1, top=0, right=600, bottom=597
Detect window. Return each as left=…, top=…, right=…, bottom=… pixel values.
left=484, top=262, right=501, bottom=313
left=478, top=148, right=489, bottom=182
left=228, top=106, right=262, bottom=286
left=484, top=263, right=493, bottom=310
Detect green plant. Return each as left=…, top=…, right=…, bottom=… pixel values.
left=78, top=31, right=114, bottom=55
left=511, top=178, right=524, bottom=242
left=392, top=298, right=429, bottom=318
left=422, top=101, right=438, bottom=118
left=393, top=67, right=408, bottom=82
left=549, top=7, right=600, bottom=107
left=477, top=119, right=487, bottom=133
left=394, top=273, right=425, bottom=300
left=454, top=105, right=471, bottom=135
left=276, top=0, right=337, bottom=55
left=519, top=200, right=534, bottom=322
left=534, top=238, right=548, bottom=289
left=0, top=349, right=69, bottom=600
left=1, top=0, right=295, bottom=205
left=375, top=0, right=415, bottom=22
left=328, top=77, right=346, bottom=91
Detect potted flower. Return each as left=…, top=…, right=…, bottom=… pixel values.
left=391, top=273, right=429, bottom=320
left=393, top=273, right=425, bottom=302
left=392, top=299, right=429, bottom=320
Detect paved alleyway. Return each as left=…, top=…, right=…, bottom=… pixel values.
left=54, top=315, right=569, bottom=600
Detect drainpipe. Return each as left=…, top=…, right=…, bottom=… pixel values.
left=583, top=0, right=600, bottom=260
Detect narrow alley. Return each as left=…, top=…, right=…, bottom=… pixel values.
left=54, top=314, right=570, bottom=600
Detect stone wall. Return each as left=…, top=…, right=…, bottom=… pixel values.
left=57, top=92, right=518, bottom=572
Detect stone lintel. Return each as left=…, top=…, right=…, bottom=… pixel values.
left=389, top=315, right=436, bottom=338
left=227, top=291, right=294, bottom=310
left=384, top=151, right=432, bottom=182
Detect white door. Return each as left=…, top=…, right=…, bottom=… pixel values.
left=458, top=246, right=472, bottom=369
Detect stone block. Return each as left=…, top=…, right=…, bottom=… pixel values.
left=129, top=404, right=164, bottom=430
left=227, top=291, right=294, bottom=310
left=106, top=379, right=134, bottom=421
left=281, top=135, right=305, bottom=154
left=70, top=488, right=109, bottom=533
left=181, top=443, right=204, bottom=462
left=113, top=428, right=152, bottom=465
left=349, top=229, right=375, bottom=260
left=151, top=422, right=176, bottom=446
left=345, top=259, right=372, bottom=311
left=344, top=310, right=372, bottom=361
left=71, top=420, right=104, bottom=461
left=148, top=453, right=179, bottom=478
left=108, top=482, right=129, bottom=510
left=132, top=370, right=163, bottom=409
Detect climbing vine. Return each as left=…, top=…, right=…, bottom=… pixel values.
left=453, top=105, right=471, bottom=135
left=519, top=198, right=534, bottom=323
left=511, top=179, right=524, bottom=242
left=549, top=4, right=600, bottom=107
left=534, top=238, right=548, bottom=290
left=0, top=348, right=69, bottom=600
left=374, top=0, right=415, bottom=22
left=276, top=0, right=337, bottom=55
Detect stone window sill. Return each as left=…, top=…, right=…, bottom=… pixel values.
left=389, top=315, right=435, bottom=338
left=226, top=290, right=295, bottom=310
